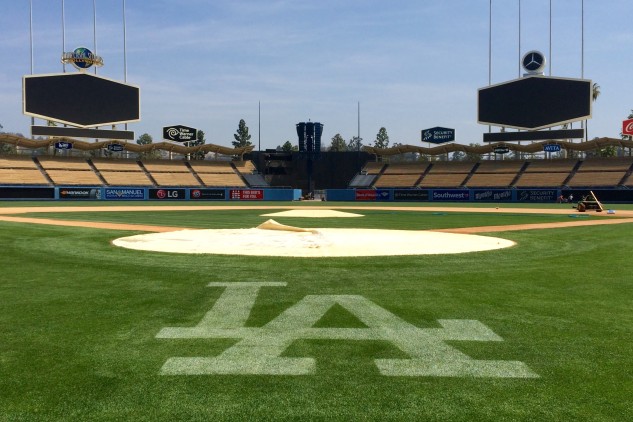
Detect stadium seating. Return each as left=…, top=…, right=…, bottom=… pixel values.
left=513, top=159, right=578, bottom=188
left=37, top=157, right=102, bottom=185
left=91, top=158, right=152, bottom=186
left=418, top=161, right=476, bottom=188
left=188, top=161, right=246, bottom=187
left=466, top=160, right=524, bottom=188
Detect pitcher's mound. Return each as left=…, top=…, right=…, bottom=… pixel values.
left=112, top=220, right=514, bottom=257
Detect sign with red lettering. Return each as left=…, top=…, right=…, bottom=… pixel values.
left=355, top=190, right=377, bottom=201
left=622, top=118, right=633, bottom=136
left=230, top=189, right=263, bottom=200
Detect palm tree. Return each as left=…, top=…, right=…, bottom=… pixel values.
left=592, top=83, right=601, bottom=102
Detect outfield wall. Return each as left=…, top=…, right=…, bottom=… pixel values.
left=0, top=186, right=302, bottom=201
left=325, top=188, right=633, bottom=203
left=2, top=186, right=633, bottom=203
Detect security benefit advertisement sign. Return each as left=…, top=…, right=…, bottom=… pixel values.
left=517, top=190, right=558, bottom=203
left=230, top=189, right=263, bottom=200
left=190, top=189, right=226, bottom=200
left=149, top=188, right=186, bottom=200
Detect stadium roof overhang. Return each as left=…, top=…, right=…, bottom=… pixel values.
left=361, top=138, right=633, bottom=157
left=0, top=134, right=254, bottom=159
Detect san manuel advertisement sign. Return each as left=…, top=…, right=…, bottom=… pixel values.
left=421, top=127, right=455, bottom=144
left=105, top=188, right=145, bottom=200
left=473, top=189, right=513, bottom=202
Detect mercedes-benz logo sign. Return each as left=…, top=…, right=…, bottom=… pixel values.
left=522, top=50, right=546, bottom=74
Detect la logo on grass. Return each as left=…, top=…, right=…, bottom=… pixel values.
left=156, top=282, right=538, bottom=378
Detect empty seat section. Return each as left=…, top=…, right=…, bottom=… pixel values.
left=567, top=171, right=626, bottom=187
left=374, top=174, right=421, bottom=187
left=92, top=158, right=151, bottom=186
left=417, top=161, right=475, bottom=188
left=466, top=160, right=522, bottom=187
left=189, top=161, right=246, bottom=187
left=142, top=160, right=200, bottom=187
left=37, top=157, right=101, bottom=185
left=0, top=168, right=49, bottom=185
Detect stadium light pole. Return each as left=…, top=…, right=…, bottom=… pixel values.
left=29, top=0, right=35, bottom=132
left=549, top=0, right=552, bottom=76
left=93, top=0, right=98, bottom=75
left=518, top=0, right=521, bottom=78
left=62, top=0, right=66, bottom=73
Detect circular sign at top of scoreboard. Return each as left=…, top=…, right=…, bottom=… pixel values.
left=521, top=50, right=546, bottom=74
left=61, top=47, right=104, bottom=71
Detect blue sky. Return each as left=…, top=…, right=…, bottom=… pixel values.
left=1, top=1, right=632, bottom=151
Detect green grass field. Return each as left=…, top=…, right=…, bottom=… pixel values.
left=1, top=202, right=632, bottom=421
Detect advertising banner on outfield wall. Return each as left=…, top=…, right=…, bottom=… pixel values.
left=230, top=189, right=263, bottom=200
left=355, top=189, right=390, bottom=201
left=149, top=189, right=186, bottom=200
left=473, top=189, right=513, bottom=202
left=393, top=190, right=429, bottom=201
left=0, top=187, right=55, bottom=199
left=517, top=189, right=558, bottom=202
left=432, top=190, right=470, bottom=201
left=59, top=187, right=101, bottom=200
left=104, top=188, right=145, bottom=200
left=190, top=189, right=226, bottom=200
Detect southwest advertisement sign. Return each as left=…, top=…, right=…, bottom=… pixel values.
left=517, top=189, right=558, bottom=203
left=473, top=190, right=513, bottom=202
left=432, top=190, right=470, bottom=201
left=190, top=189, right=226, bottom=200
left=104, top=188, right=145, bottom=200
left=230, top=189, right=263, bottom=200
left=393, top=190, right=429, bottom=201
left=149, top=188, right=186, bottom=200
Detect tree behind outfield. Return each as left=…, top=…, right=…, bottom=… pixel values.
left=373, top=127, right=389, bottom=149
left=347, top=136, right=363, bottom=151
left=136, top=133, right=161, bottom=160
left=189, top=129, right=208, bottom=160
left=329, top=134, right=347, bottom=151
left=280, top=141, right=297, bottom=152
left=232, top=119, right=252, bottom=148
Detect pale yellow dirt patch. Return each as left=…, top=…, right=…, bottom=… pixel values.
left=261, top=209, right=364, bottom=218
left=112, top=227, right=516, bottom=257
